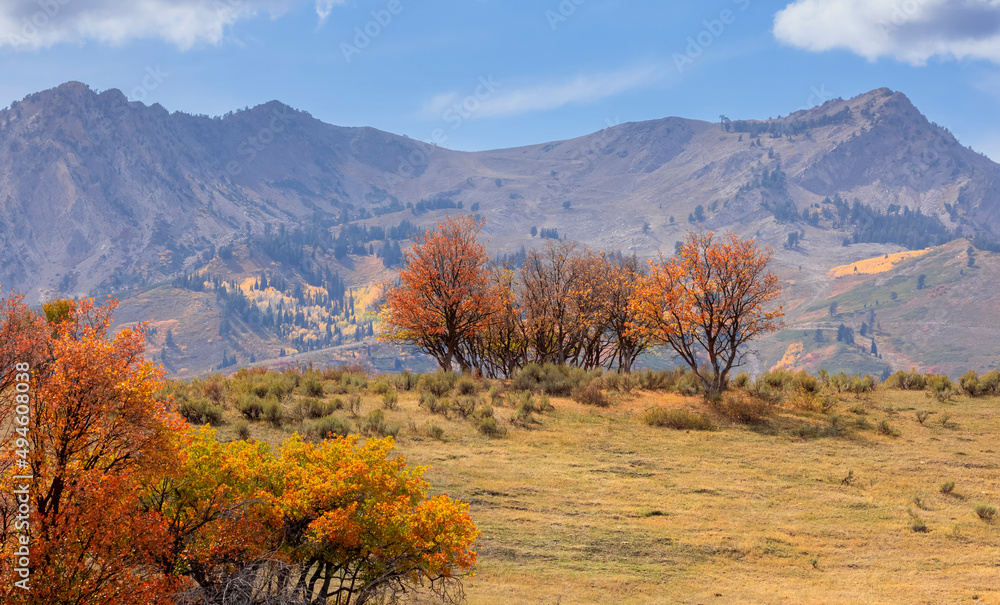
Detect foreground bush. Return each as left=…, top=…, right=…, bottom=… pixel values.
left=714, top=391, right=772, bottom=424
left=510, top=362, right=597, bottom=396
left=960, top=370, right=1000, bottom=397
left=167, top=431, right=479, bottom=604
left=572, top=382, right=611, bottom=407
left=642, top=406, right=714, bottom=430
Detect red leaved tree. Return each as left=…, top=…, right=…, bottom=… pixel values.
left=379, top=214, right=496, bottom=372
left=630, top=231, right=784, bottom=394
left=0, top=297, right=184, bottom=605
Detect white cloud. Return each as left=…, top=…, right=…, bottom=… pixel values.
left=426, top=65, right=664, bottom=121
left=0, top=0, right=295, bottom=51
left=315, top=0, right=347, bottom=25
left=774, top=0, right=1000, bottom=65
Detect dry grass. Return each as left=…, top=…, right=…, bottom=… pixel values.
left=204, top=379, right=1000, bottom=604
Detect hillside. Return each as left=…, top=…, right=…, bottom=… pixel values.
left=3, top=83, right=1000, bottom=376
left=162, top=365, right=1000, bottom=604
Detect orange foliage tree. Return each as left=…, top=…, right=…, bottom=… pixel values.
left=380, top=214, right=495, bottom=372
left=0, top=297, right=184, bottom=605
left=631, top=231, right=784, bottom=394
left=162, top=430, right=478, bottom=605
left=0, top=294, right=478, bottom=605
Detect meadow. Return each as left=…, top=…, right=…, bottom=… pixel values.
left=166, top=366, right=1000, bottom=604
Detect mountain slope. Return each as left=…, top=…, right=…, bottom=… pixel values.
left=3, top=82, right=999, bottom=376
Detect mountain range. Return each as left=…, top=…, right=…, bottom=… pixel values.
left=1, top=82, right=997, bottom=378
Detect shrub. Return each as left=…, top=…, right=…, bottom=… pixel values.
left=940, top=481, right=955, bottom=495
left=849, top=403, right=867, bottom=415
left=454, top=396, right=479, bottom=418
left=750, top=382, right=783, bottom=406
left=202, top=378, right=226, bottom=403
left=511, top=401, right=538, bottom=427
left=876, top=419, right=899, bottom=437
left=959, top=370, right=989, bottom=397
left=730, top=372, right=751, bottom=389
left=488, top=384, right=503, bottom=404
left=177, top=397, right=224, bottom=425
left=425, top=423, right=445, bottom=440
left=911, top=517, right=929, bottom=533
left=537, top=394, right=554, bottom=412
left=237, top=393, right=264, bottom=420
left=299, top=397, right=338, bottom=419
left=475, top=416, right=506, bottom=438
left=915, top=410, right=929, bottom=425
left=340, top=372, right=369, bottom=390
left=510, top=363, right=596, bottom=396
left=572, top=383, right=611, bottom=407
left=263, top=398, right=283, bottom=427
left=636, top=368, right=672, bottom=391
left=979, top=369, right=1000, bottom=395
left=884, top=369, right=927, bottom=390
left=307, top=415, right=351, bottom=440
left=793, top=371, right=819, bottom=394
left=927, top=375, right=955, bottom=401
left=674, top=370, right=702, bottom=396
left=847, top=374, right=876, bottom=394
left=603, top=372, right=638, bottom=393
left=382, top=390, right=399, bottom=411
left=642, top=406, right=714, bottom=430
left=347, top=393, right=362, bottom=417
left=975, top=504, right=997, bottom=522
left=715, top=391, right=771, bottom=424
left=361, top=409, right=401, bottom=438
left=233, top=418, right=250, bottom=440
left=263, top=373, right=297, bottom=401
left=419, top=392, right=449, bottom=416
left=371, top=381, right=391, bottom=395
left=302, top=379, right=325, bottom=397
left=760, top=369, right=794, bottom=390
left=400, top=370, right=420, bottom=391
left=419, top=371, right=457, bottom=397
left=455, top=376, right=478, bottom=395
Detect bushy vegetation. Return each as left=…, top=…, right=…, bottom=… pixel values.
left=642, top=406, right=714, bottom=430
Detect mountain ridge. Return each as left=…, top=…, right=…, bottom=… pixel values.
left=3, top=82, right=999, bottom=377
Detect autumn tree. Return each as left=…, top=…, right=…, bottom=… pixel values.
left=465, top=264, right=529, bottom=378
left=594, top=253, right=650, bottom=373
left=631, top=231, right=784, bottom=394
left=519, top=240, right=583, bottom=366
left=0, top=297, right=184, bottom=605
left=380, top=215, right=495, bottom=372
left=163, top=429, right=478, bottom=605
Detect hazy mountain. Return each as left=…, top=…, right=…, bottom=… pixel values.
left=2, top=82, right=998, bottom=376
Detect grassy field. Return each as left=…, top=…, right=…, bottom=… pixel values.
left=174, top=367, right=1000, bottom=604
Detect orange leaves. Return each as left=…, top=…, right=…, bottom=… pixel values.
left=165, top=430, right=478, bottom=602
left=0, top=295, right=183, bottom=605
left=631, top=231, right=784, bottom=393
left=380, top=214, right=494, bottom=372
left=0, top=293, right=478, bottom=604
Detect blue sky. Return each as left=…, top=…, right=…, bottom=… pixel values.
left=2, top=0, right=1000, bottom=159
